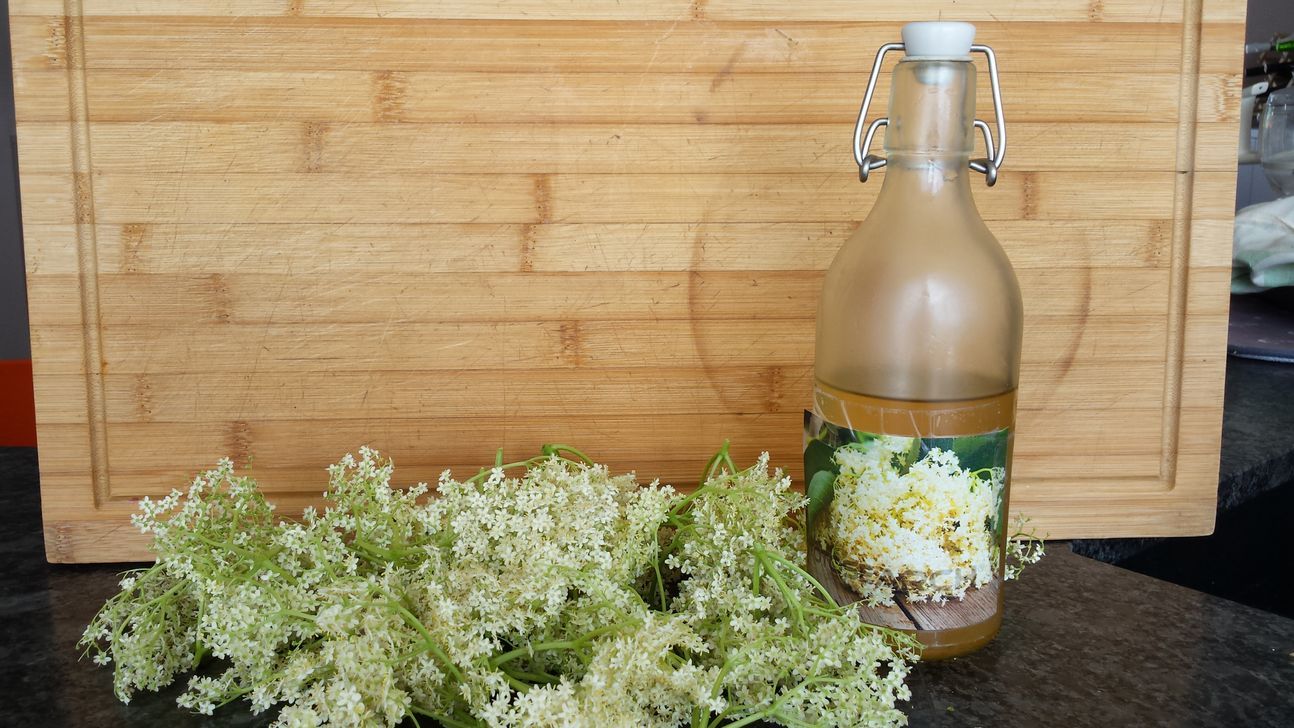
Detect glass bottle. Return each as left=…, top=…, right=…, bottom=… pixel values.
left=804, top=22, right=1022, bottom=660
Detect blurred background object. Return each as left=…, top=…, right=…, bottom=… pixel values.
left=1232, top=0, right=1294, bottom=353
left=1237, top=0, right=1294, bottom=207
left=0, top=6, right=33, bottom=447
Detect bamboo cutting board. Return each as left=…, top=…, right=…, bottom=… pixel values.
left=14, top=1, right=1245, bottom=562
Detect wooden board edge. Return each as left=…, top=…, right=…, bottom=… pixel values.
left=44, top=519, right=154, bottom=564
left=1010, top=494, right=1218, bottom=539
left=1150, top=0, right=1237, bottom=526
left=16, top=2, right=118, bottom=538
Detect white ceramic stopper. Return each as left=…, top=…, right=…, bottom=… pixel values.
left=901, top=21, right=976, bottom=59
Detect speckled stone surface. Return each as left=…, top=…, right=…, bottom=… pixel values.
left=906, top=547, right=1294, bottom=726
left=1213, top=356, right=1294, bottom=510
left=4, top=447, right=1294, bottom=727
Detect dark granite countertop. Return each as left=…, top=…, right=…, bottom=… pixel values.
left=1215, top=355, right=1294, bottom=511
left=4, top=447, right=1294, bottom=726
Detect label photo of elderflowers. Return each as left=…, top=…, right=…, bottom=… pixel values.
left=804, top=413, right=1041, bottom=633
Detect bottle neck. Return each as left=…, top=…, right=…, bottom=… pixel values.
left=874, top=58, right=978, bottom=207
left=875, top=155, right=976, bottom=206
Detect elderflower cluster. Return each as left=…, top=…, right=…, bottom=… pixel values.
left=666, top=454, right=915, bottom=727
left=822, top=437, right=1003, bottom=605
left=81, top=446, right=916, bottom=727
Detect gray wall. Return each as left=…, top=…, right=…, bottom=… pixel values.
left=0, top=3, right=27, bottom=359
left=1247, top=0, right=1293, bottom=44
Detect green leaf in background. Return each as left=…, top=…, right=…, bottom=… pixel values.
left=892, top=437, right=922, bottom=475
left=922, top=429, right=1009, bottom=474
left=803, top=411, right=845, bottom=528
left=804, top=438, right=840, bottom=482
left=807, top=470, right=837, bottom=526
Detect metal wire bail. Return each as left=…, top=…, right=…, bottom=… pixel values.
left=852, top=42, right=1007, bottom=186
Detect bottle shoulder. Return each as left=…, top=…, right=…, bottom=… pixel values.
left=815, top=220, right=1024, bottom=400
left=825, top=218, right=1022, bottom=304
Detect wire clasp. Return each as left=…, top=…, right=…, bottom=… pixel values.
left=851, top=43, right=1007, bottom=186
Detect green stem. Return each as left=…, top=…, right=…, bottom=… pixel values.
left=716, top=711, right=771, bottom=728
left=191, top=533, right=297, bottom=582
left=502, top=672, right=531, bottom=692
left=351, top=537, right=411, bottom=563
left=718, top=677, right=842, bottom=728
left=489, top=624, right=625, bottom=667
left=756, top=553, right=804, bottom=628
left=410, top=705, right=481, bottom=728
left=757, top=550, right=839, bottom=609
left=465, top=456, right=544, bottom=484
left=704, top=706, right=738, bottom=728
left=501, top=663, right=558, bottom=684
left=465, top=442, right=597, bottom=486
left=651, top=556, right=668, bottom=611
left=193, top=592, right=208, bottom=664
left=768, top=711, right=818, bottom=728
left=381, top=597, right=464, bottom=683
left=540, top=443, right=594, bottom=465
left=709, top=659, right=737, bottom=702
left=669, top=486, right=715, bottom=520
left=104, top=579, right=188, bottom=658
left=699, top=440, right=732, bottom=484
left=212, top=686, right=255, bottom=709
left=273, top=609, right=319, bottom=624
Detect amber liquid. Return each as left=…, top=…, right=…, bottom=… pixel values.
left=809, top=380, right=1016, bottom=661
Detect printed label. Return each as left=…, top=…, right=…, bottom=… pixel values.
left=804, top=386, right=1013, bottom=633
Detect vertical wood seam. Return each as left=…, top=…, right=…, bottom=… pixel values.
left=63, top=0, right=111, bottom=507
left=1160, top=0, right=1204, bottom=489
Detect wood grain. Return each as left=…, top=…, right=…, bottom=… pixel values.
left=12, top=1, right=1243, bottom=561
left=24, top=361, right=1170, bottom=425
left=27, top=316, right=1182, bottom=374
left=12, top=68, right=1238, bottom=125
left=29, top=0, right=1214, bottom=23
left=23, top=268, right=1198, bottom=326
left=21, top=220, right=1178, bottom=275
left=9, top=17, right=1242, bottom=76
left=31, top=408, right=1175, bottom=482
left=9, top=121, right=1243, bottom=174
left=899, top=581, right=1001, bottom=632
left=15, top=171, right=1239, bottom=225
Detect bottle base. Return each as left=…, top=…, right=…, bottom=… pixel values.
left=911, top=610, right=1003, bottom=661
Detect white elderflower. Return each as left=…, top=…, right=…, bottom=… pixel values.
left=83, top=445, right=915, bottom=728
left=823, top=438, right=1002, bottom=605
left=666, top=451, right=915, bottom=727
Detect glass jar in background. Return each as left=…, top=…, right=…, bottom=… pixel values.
left=1260, top=89, right=1294, bottom=197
